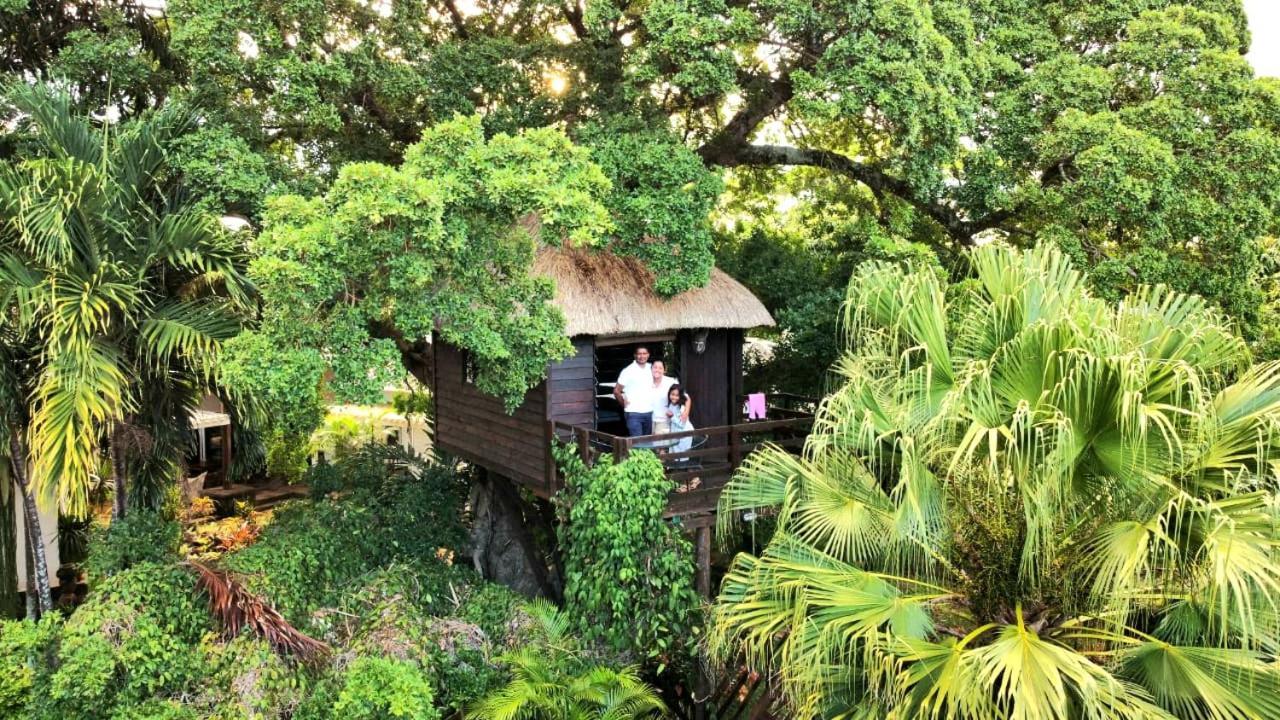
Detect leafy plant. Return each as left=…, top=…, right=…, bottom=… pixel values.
left=44, top=562, right=210, bottom=717
left=0, top=615, right=60, bottom=717
left=226, top=448, right=468, bottom=626
left=0, top=82, right=252, bottom=519
left=554, top=446, right=702, bottom=670
left=332, top=656, right=440, bottom=720
left=712, top=242, right=1280, bottom=718
left=469, top=601, right=666, bottom=720
left=84, top=510, right=181, bottom=583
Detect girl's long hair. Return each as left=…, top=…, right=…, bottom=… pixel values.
left=668, top=383, right=688, bottom=406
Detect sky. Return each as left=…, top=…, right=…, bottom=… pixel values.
left=1246, top=0, right=1280, bottom=77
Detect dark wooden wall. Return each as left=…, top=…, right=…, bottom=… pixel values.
left=433, top=338, right=549, bottom=491
left=434, top=331, right=744, bottom=495
left=677, top=329, right=744, bottom=430
left=547, top=338, right=595, bottom=428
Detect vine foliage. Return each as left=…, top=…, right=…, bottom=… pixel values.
left=553, top=444, right=701, bottom=672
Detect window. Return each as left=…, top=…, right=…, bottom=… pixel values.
left=385, top=428, right=401, bottom=446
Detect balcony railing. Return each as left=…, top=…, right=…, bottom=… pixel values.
left=548, top=402, right=814, bottom=517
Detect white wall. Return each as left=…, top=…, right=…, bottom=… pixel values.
left=13, top=477, right=61, bottom=593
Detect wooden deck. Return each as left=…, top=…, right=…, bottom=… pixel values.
left=201, top=483, right=310, bottom=510
left=548, top=409, right=813, bottom=519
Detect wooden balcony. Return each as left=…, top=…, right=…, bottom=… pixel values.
left=547, top=394, right=815, bottom=519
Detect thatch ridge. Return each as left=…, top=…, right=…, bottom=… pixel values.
left=532, top=246, right=775, bottom=336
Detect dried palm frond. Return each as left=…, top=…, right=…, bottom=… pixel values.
left=187, top=560, right=330, bottom=662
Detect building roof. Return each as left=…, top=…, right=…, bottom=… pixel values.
left=531, top=246, right=775, bottom=337
left=189, top=409, right=230, bottom=430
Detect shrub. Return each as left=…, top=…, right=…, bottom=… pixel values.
left=224, top=500, right=384, bottom=625
left=229, top=448, right=469, bottom=627
left=84, top=510, right=181, bottom=582
left=0, top=615, right=61, bottom=718
left=554, top=446, right=702, bottom=670
left=332, top=656, right=440, bottom=720
left=328, top=562, right=507, bottom=714
left=45, top=563, right=210, bottom=718
left=111, top=699, right=200, bottom=720
left=265, top=430, right=309, bottom=483
left=199, top=635, right=310, bottom=719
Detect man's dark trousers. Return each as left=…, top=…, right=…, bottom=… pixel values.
left=625, top=412, right=653, bottom=437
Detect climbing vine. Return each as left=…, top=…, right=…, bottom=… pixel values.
left=553, top=445, right=702, bottom=672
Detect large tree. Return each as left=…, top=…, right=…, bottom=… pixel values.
left=219, top=114, right=612, bottom=432
left=8, top=1, right=1276, bottom=326
left=712, top=242, right=1280, bottom=718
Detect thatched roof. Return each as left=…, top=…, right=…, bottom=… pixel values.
left=532, top=246, right=775, bottom=337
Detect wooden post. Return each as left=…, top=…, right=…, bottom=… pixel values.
left=222, top=420, right=233, bottom=487
left=612, top=436, right=630, bottom=462
left=544, top=421, right=556, bottom=494
left=729, top=425, right=742, bottom=470
left=696, top=526, right=712, bottom=598
left=575, top=426, right=592, bottom=467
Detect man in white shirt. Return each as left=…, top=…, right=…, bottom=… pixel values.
left=614, top=346, right=654, bottom=436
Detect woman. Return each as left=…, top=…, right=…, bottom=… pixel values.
left=649, top=360, right=678, bottom=434
left=664, top=383, right=694, bottom=454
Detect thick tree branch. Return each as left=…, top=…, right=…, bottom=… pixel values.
left=441, top=0, right=470, bottom=39
left=561, top=2, right=588, bottom=40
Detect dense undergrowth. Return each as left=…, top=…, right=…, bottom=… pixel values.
left=0, top=447, right=619, bottom=720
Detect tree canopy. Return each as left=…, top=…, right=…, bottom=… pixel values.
left=220, top=115, right=611, bottom=433
left=6, top=0, right=1277, bottom=339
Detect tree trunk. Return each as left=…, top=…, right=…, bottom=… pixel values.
left=23, top=510, right=38, bottom=620
left=9, top=433, right=51, bottom=616
left=469, top=470, right=560, bottom=599
left=110, top=423, right=127, bottom=520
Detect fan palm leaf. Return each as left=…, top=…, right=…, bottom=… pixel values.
left=713, top=243, right=1280, bottom=718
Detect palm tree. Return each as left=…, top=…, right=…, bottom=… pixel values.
left=470, top=602, right=667, bottom=720
left=711, top=243, right=1280, bottom=719
left=0, top=332, right=52, bottom=616
left=0, top=81, right=252, bottom=521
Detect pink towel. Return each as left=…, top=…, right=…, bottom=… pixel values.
left=746, top=393, right=767, bottom=420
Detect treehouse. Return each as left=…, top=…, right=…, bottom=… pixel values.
left=432, top=247, right=814, bottom=524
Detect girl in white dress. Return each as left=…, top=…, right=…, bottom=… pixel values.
left=665, top=384, right=694, bottom=454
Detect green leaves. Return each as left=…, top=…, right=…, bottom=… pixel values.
left=712, top=242, right=1280, bottom=718
left=555, top=447, right=703, bottom=670
left=233, top=115, right=610, bottom=432
left=0, top=84, right=250, bottom=517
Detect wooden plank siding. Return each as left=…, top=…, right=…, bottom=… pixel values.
left=434, top=335, right=595, bottom=497
left=433, top=338, right=550, bottom=492
left=546, top=337, right=596, bottom=428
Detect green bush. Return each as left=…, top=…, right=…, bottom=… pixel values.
left=332, top=656, right=440, bottom=720
left=555, top=446, right=702, bottom=671
left=111, top=699, right=200, bottom=720
left=45, top=563, right=210, bottom=718
left=0, top=615, right=61, bottom=718
left=199, top=634, right=310, bottom=719
left=84, top=510, right=181, bottom=582
left=1, top=456, right=531, bottom=720
left=265, top=429, right=309, bottom=483
left=329, top=563, right=507, bottom=714
left=231, top=448, right=469, bottom=627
